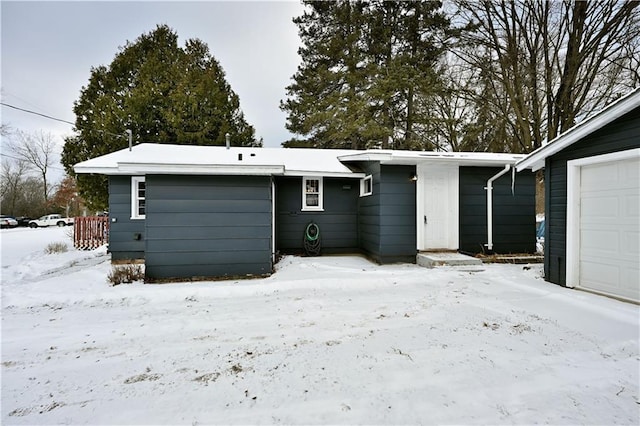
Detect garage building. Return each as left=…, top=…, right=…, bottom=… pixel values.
left=517, top=89, right=640, bottom=303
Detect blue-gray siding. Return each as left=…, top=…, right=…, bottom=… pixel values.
left=144, top=175, right=272, bottom=280
left=545, top=106, right=640, bottom=286
left=108, top=176, right=145, bottom=260
left=275, top=177, right=359, bottom=253
left=357, top=163, right=416, bottom=263
left=358, top=162, right=381, bottom=258
left=459, top=167, right=536, bottom=254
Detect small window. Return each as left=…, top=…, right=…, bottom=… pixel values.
left=131, top=176, right=146, bottom=219
left=302, top=177, right=323, bottom=211
left=360, top=175, right=373, bottom=197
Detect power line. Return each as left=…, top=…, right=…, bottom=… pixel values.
left=1, top=102, right=75, bottom=126
left=0, top=153, right=65, bottom=171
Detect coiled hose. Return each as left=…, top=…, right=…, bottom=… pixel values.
left=303, top=222, right=321, bottom=256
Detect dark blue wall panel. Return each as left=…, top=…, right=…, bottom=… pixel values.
left=108, top=176, right=145, bottom=260
left=275, top=176, right=359, bottom=253
left=144, top=175, right=272, bottom=280
left=356, top=163, right=416, bottom=263
left=459, top=167, right=536, bottom=254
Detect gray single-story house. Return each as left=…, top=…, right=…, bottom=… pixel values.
left=74, top=144, right=536, bottom=281
left=516, top=89, right=640, bottom=303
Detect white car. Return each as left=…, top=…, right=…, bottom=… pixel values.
left=28, top=214, right=74, bottom=228
left=0, top=215, right=18, bottom=228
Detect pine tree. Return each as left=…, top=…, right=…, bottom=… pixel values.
left=62, top=25, right=257, bottom=209
left=282, top=1, right=451, bottom=150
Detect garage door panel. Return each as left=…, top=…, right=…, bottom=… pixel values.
left=577, top=155, right=639, bottom=303
left=622, top=231, right=639, bottom=255
left=623, top=194, right=639, bottom=218
left=580, top=228, right=618, bottom=255
left=620, top=267, right=640, bottom=301
left=580, top=261, right=619, bottom=290
left=581, top=195, right=619, bottom=219
left=580, top=162, right=619, bottom=189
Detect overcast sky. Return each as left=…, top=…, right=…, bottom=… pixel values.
left=1, top=0, right=305, bottom=156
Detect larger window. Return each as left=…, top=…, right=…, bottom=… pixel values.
left=302, top=177, right=323, bottom=211
left=131, top=176, right=146, bottom=219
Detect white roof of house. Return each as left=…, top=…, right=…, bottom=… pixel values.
left=516, top=89, right=640, bottom=172
left=73, top=143, right=526, bottom=177
left=338, top=150, right=525, bottom=166
left=73, top=144, right=364, bottom=178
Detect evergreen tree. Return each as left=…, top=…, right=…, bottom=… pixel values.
left=281, top=1, right=451, bottom=150
left=62, top=25, right=257, bottom=209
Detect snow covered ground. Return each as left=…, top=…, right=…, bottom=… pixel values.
left=1, top=227, right=639, bottom=425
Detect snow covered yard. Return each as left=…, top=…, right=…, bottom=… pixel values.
left=1, top=227, right=638, bottom=425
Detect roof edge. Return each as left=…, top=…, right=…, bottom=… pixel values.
left=516, top=89, right=640, bottom=171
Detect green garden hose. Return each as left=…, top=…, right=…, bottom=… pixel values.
left=303, top=222, right=321, bottom=256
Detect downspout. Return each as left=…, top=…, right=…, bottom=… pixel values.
left=271, top=178, right=276, bottom=266
left=485, top=164, right=511, bottom=252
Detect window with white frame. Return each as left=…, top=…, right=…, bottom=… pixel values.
left=360, top=175, right=373, bottom=196
left=302, top=177, right=323, bottom=211
left=131, top=176, right=146, bottom=219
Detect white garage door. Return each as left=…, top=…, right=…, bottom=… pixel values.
left=578, top=155, right=639, bottom=302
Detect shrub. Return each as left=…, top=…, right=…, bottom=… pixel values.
left=44, top=242, right=68, bottom=254
left=108, top=264, right=144, bottom=286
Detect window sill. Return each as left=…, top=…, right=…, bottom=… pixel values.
left=130, top=216, right=146, bottom=220
left=301, top=208, right=324, bottom=212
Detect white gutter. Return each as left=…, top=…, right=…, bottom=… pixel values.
left=485, top=164, right=511, bottom=252
left=271, top=178, right=276, bottom=266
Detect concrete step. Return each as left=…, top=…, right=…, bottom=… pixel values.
left=417, top=252, right=483, bottom=268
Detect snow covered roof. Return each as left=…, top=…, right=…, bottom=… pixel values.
left=516, top=89, right=640, bottom=172
left=73, top=143, right=526, bottom=177
left=73, top=144, right=364, bottom=178
left=338, top=150, right=525, bottom=167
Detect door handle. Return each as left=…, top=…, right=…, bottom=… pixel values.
left=424, top=215, right=427, bottom=224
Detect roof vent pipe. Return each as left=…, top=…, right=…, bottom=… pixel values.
left=126, top=129, right=133, bottom=151
left=225, top=133, right=230, bottom=149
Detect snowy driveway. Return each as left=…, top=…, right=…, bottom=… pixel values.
left=1, top=227, right=639, bottom=424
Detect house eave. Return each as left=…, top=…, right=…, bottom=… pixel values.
left=516, top=88, right=640, bottom=172
left=74, top=163, right=363, bottom=178
left=75, top=163, right=286, bottom=176
left=283, top=169, right=365, bottom=178
left=339, top=151, right=525, bottom=167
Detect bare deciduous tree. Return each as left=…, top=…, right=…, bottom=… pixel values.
left=447, top=0, right=639, bottom=153
left=7, top=130, right=58, bottom=203
left=1, top=158, right=29, bottom=214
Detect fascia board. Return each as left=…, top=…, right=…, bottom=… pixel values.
left=283, top=169, right=365, bottom=178
left=340, top=151, right=524, bottom=166
left=73, top=166, right=119, bottom=175
left=117, top=163, right=285, bottom=175
left=338, top=153, right=394, bottom=162
left=516, top=89, right=640, bottom=172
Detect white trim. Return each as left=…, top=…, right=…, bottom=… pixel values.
left=339, top=151, right=524, bottom=167
left=565, top=148, right=640, bottom=289
left=284, top=170, right=365, bottom=178
left=131, top=176, right=146, bottom=220
left=271, top=179, right=276, bottom=265
left=516, top=89, right=640, bottom=172
left=360, top=175, right=373, bottom=197
left=119, top=163, right=284, bottom=176
left=301, top=176, right=324, bottom=211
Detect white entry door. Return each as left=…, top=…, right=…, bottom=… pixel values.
left=417, top=163, right=459, bottom=250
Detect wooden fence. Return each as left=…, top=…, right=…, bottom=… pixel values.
left=74, top=216, right=109, bottom=250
